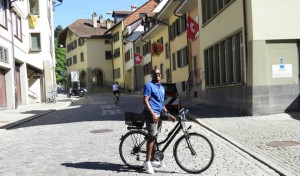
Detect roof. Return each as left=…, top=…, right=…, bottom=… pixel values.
left=58, top=19, right=113, bottom=47
left=105, top=0, right=160, bottom=34
left=112, top=11, right=132, bottom=17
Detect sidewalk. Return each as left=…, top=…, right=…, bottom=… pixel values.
left=182, top=97, right=300, bottom=176
left=0, top=93, right=72, bottom=129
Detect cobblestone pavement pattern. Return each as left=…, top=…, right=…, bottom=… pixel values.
left=0, top=93, right=297, bottom=175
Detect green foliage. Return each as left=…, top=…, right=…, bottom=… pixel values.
left=54, top=25, right=63, bottom=39
left=54, top=38, right=66, bottom=86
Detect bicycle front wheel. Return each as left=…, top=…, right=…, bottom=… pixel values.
left=174, top=132, right=214, bottom=174
left=119, top=130, right=148, bottom=169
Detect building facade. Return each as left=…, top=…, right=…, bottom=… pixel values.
left=0, top=0, right=56, bottom=110
left=199, top=0, right=300, bottom=115
left=59, top=16, right=113, bottom=92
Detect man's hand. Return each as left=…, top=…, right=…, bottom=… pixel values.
left=168, top=114, right=176, bottom=122
left=152, top=115, right=159, bottom=123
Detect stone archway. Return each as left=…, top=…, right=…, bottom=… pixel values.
left=92, top=69, right=104, bottom=87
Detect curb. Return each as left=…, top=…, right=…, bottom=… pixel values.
left=189, top=113, right=291, bottom=176
left=0, top=110, right=56, bottom=130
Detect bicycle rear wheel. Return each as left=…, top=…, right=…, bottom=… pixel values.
left=174, top=132, right=214, bottom=173
left=119, top=130, right=148, bottom=169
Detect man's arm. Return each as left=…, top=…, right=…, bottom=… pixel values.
left=163, top=105, right=176, bottom=122
left=144, top=96, right=159, bottom=123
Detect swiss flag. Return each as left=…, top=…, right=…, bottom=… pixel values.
left=187, top=16, right=199, bottom=41
left=134, top=53, right=143, bottom=65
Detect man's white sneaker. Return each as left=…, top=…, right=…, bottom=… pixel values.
left=143, top=161, right=155, bottom=174
left=151, top=160, right=166, bottom=168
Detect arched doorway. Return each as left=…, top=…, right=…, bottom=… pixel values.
left=79, top=70, right=86, bottom=88
left=92, top=69, right=104, bottom=87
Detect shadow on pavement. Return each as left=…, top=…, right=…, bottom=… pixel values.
left=61, top=162, right=144, bottom=174
left=9, top=94, right=143, bottom=129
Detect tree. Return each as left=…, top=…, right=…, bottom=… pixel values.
left=54, top=26, right=66, bottom=87
left=54, top=25, right=63, bottom=38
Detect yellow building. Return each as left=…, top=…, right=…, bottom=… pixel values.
left=198, top=0, right=300, bottom=115
left=106, top=0, right=160, bottom=91
left=150, top=0, right=189, bottom=95
left=176, top=0, right=201, bottom=98
left=59, top=15, right=113, bottom=92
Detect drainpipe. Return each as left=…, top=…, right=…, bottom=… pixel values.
left=9, top=2, right=17, bottom=109
left=243, top=0, right=249, bottom=114
left=243, top=0, right=248, bottom=68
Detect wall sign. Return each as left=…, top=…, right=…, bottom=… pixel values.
left=272, top=64, right=292, bottom=78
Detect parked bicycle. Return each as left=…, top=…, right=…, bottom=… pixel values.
left=47, top=90, right=56, bottom=103
left=119, top=108, right=214, bottom=174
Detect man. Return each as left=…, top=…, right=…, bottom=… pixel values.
left=143, top=68, right=176, bottom=174
left=113, top=81, right=120, bottom=102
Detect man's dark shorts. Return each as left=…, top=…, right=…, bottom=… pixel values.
left=143, top=110, right=162, bottom=137
left=113, top=90, right=120, bottom=95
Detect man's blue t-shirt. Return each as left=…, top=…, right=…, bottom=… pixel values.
left=144, top=81, right=165, bottom=114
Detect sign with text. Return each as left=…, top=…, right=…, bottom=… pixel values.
left=272, top=64, right=292, bottom=78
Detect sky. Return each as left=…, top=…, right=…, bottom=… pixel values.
left=53, top=0, right=148, bottom=29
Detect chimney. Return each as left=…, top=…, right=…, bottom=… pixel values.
left=106, top=19, right=111, bottom=29
left=99, top=15, right=104, bottom=24
left=131, top=5, right=137, bottom=11
left=92, top=12, right=97, bottom=28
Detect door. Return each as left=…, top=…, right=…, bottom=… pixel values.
left=15, top=65, right=22, bottom=106
left=0, top=69, right=6, bottom=108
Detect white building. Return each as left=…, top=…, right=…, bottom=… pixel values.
left=0, top=0, right=57, bottom=110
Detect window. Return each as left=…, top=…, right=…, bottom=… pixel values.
left=160, top=63, right=164, bottom=78
left=0, top=46, right=8, bottom=64
left=0, top=0, right=7, bottom=28
left=30, top=33, right=41, bottom=51
left=177, top=46, right=188, bottom=68
left=202, top=0, right=233, bottom=24
left=165, top=42, right=170, bottom=59
left=136, top=46, right=141, bottom=54
left=72, top=55, right=77, bottom=65
left=143, top=41, right=151, bottom=56
left=14, top=13, right=22, bottom=40
left=125, top=50, right=130, bottom=62
left=29, top=0, right=39, bottom=15
left=204, top=31, right=244, bottom=87
left=113, top=32, right=119, bottom=43
left=105, top=40, right=111, bottom=44
left=72, top=40, right=77, bottom=49
left=113, top=48, right=120, bottom=58
left=67, top=57, right=72, bottom=66
left=144, top=62, right=152, bottom=76
left=80, top=52, right=84, bottom=62
left=169, top=17, right=186, bottom=41
left=114, top=68, right=121, bottom=79
left=172, top=53, right=176, bottom=70
left=78, top=38, right=84, bottom=46
left=105, top=51, right=112, bottom=60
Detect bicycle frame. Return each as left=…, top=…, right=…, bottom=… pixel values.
left=127, top=114, right=192, bottom=155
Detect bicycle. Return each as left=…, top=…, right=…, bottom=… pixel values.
left=114, top=92, right=120, bottom=106
left=47, top=90, right=56, bottom=103
left=119, top=108, right=214, bottom=174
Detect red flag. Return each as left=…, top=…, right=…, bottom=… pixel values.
left=152, top=42, right=164, bottom=56
left=187, top=16, right=199, bottom=41
left=134, top=53, right=143, bottom=64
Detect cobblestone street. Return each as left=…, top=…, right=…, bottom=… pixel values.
left=0, top=93, right=298, bottom=175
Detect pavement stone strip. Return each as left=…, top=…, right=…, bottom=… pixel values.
left=0, top=93, right=299, bottom=175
